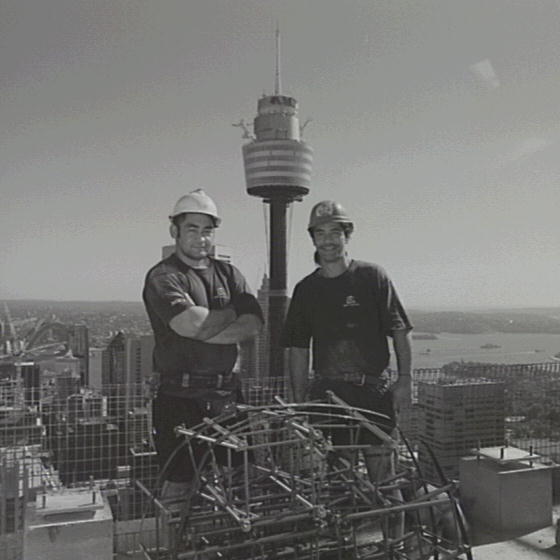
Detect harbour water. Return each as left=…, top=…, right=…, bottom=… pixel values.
left=404, top=332, right=560, bottom=370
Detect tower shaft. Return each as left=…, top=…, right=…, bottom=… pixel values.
left=267, top=199, right=289, bottom=378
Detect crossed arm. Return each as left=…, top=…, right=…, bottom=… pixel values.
left=169, top=296, right=262, bottom=344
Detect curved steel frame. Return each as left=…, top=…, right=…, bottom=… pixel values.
left=140, top=394, right=473, bottom=560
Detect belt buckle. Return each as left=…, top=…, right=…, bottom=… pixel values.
left=216, top=374, right=223, bottom=389
left=343, top=373, right=364, bottom=386
left=181, top=373, right=190, bottom=388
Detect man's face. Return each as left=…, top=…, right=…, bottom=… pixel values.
left=312, top=221, right=348, bottom=263
left=173, top=213, right=215, bottom=264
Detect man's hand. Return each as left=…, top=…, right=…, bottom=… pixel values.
left=391, top=329, right=412, bottom=415
left=170, top=305, right=237, bottom=340
left=204, top=313, right=263, bottom=344
left=287, top=347, right=310, bottom=402
left=392, top=374, right=412, bottom=414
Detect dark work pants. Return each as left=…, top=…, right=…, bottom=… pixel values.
left=152, top=390, right=244, bottom=483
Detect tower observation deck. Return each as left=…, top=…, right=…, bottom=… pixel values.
left=238, top=31, right=313, bottom=378
left=243, top=94, right=313, bottom=201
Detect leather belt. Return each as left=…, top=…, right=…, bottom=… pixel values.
left=160, top=371, right=234, bottom=390
left=319, top=372, right=387, bottom=389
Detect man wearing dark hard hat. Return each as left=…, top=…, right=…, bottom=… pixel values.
left=143, top=189, right=263, bottom=498
left=282, top=199, right=412, bottom=537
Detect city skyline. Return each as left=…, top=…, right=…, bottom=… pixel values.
left=2, top=1, right=560, bottom=308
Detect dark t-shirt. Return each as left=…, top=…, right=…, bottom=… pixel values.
left=282, top=260, right=412, bottom=377
left=142, top=254, right=262, bottom=377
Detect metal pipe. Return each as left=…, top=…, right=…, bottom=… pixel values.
left=326, top=390, right=397, bottom=446
left=177, top=528, right=321, bottom=559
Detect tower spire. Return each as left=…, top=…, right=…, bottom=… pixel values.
left=274, top=25, right=281, bottom=95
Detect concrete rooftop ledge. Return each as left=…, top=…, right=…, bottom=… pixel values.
left=473, top=510, right=560, bottom=559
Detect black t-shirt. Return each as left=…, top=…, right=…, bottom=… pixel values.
left=143, top=254, right=262, bottom=376
left=282, top=260, right=412, bottom=377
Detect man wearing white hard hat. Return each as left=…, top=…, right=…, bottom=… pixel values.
left=143, top=189, right=263, bottom=498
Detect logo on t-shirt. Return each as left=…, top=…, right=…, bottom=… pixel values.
left=343, top=295, right=360, bottom=308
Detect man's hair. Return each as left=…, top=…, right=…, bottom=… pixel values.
left=171, top=213, right=187, bottom=230
left=308, top=222, right=353, bottom=241
left=172, top=212, right=218, bottom=232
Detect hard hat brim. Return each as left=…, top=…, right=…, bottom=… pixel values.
left=169, top=212, right=221, bottom=227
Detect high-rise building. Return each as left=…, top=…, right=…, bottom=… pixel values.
left=68, top=324, right=89, bottom=386
left=0, top=361, right=16, bottom=379
left=88, top=347, right=107, bottom=392
left=105, top=332, right=127, bottom=387
left=39, top=352, right=81, bottom=400
left=417, top=378, right=505, bottom=483
left=16, top=361, right=41, bottom=406
left=51, top=418, right=121, bottom=485
left=39, top=352, right=81, bottom=377
left=0, top=373, right=43, bottom=448
left=67, top=390, right=107, bottom=422
left=104, top=332, right=154, bottom=416
left=127, top=334, right=155, bottom=387
left=240, top=274, right=271, bottom=380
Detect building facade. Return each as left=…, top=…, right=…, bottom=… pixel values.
left=417, top=378, right=505, bottom=483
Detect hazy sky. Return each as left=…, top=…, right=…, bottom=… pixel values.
left=2, top=1, right=559, bottom=309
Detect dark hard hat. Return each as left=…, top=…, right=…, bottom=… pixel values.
left=308, top=200, right=353, bottom=232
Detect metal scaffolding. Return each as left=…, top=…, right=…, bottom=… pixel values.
left=139, top=394, right=473, bottom=560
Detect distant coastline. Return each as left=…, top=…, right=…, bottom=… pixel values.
left=2, top=300, right=560, bottom=335
left=408, top=308, right=560, bottom=335
left=412, top=333, right=438, bottom=340
left=410, top=332, right=560, bottom=370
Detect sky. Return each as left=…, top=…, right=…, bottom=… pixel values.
left=1, top=0, right=560, bottom=309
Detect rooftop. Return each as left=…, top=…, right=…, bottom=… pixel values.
left=473, top=511, right=560, bottom=559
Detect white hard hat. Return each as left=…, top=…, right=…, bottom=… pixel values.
left=169, top=189, right=221, bottom=226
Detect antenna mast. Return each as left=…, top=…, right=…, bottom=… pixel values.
left=274, top=25, right=281, bottom=95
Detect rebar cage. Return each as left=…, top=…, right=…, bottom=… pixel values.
left=139, top=393, right=473, bottom=560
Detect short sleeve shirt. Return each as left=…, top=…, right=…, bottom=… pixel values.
left=143, top=254, right=262, bottom=377
left=282, top=260, right=412, bottom=377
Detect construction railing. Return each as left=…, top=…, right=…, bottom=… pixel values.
left=0, top=363, right=559, bottom=558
